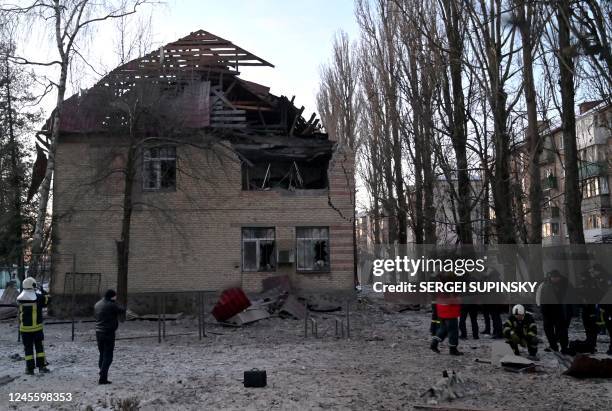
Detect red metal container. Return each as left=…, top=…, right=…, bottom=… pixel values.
left=212, top=288, right=251, bottom=322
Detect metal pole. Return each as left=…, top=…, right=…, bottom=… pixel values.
left=157, top=295, right=161, bottom=344
left=71, top=272, right=75, bottom=342
left=162, top=294, right=166, bottom=341
left=346, top=300, right=350, bottom=339
left=71, top=256, right=76, bottom=341
left=304, top=310, right=308, bottom=338
left=202, top=293, right=206, bottom=338
left=197, top=292, right=202, bottom=341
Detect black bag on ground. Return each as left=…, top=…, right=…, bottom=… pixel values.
left=244, top=369, right=267, bottom=387
left=568, top=339, right=595, bottom=355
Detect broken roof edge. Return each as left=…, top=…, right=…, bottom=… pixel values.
left=107, top=29, right=274, bottom=80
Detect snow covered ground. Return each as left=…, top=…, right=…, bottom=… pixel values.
left=1, top=296, right=611, bottom=410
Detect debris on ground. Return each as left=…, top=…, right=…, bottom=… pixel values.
left=261, top=275, right=291, bottom=293
left=563, top=354, right=612, bottom=378
left=307, top=303, right=341, bottom=313
left=490, top=340, right=515, bottom=365
left=0, top=283, right=18, bottom=320
left=421, top=370, right=467, bottom=404
left=211, top=288, right=251, bottom=322
left=8, top=353, right=22, bottom=361
left=0, top=375, right=18, bottom=387
left=413, top=404, right=502, bottom=411
left=228, top=308, right=270, bottom=326
left=278, top=295, right=307, bottom=320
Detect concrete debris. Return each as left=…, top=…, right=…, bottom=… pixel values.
left=0, top=375, right=18, bottom=387
left=421, top=370, right=466, bottom=404
left=279, top=295, right=307, bottom=320
left=563, top=354, right=612, bottom=379
left=228, top=308, right=270, bottom=326
left=307, top=303, right=341, bottom=313
left=9, top=353, right=22, bottom=361
left=499, top=354, right=535, bottom=368
left=490, top=340, right=515, bottom=365
left=261, top=275, right=291, bottom=293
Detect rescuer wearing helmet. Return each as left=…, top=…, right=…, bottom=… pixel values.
left=503, top=304, right=538, bottom=359
left=17, top=277, right=50, bottom=375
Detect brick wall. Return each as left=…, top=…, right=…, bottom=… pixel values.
left=51, top=135, right=355, bottom=298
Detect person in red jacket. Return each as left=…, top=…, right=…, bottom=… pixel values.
left=430, top=293, right=463, bottom=356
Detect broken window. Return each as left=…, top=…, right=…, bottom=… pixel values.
left=241, top=159, right=329, bottom=191
left=143, top=146, right=176, bottom=190
left=296, top=227, right=330, bottom=272
left=242, top=227, right=276, bottom=272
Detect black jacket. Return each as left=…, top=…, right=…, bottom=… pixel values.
left=94, top=298, right=126, bottom=335
left=539, top=275, right=570, bottom=305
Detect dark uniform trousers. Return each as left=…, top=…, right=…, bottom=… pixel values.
left=22, top=330, right=46, bottom=370
left=96, top=332, right=115, bottom=381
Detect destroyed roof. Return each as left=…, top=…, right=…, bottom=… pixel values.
left=107, top=29, right=273, bottom=79
left=50, top=29, right=326, bottom=142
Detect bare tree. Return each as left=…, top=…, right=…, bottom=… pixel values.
left=1, top=0, right=151, bottom=275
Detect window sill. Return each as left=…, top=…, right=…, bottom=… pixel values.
left=242, top=270, right=277, bottom=273
left=142, top=188, right=177, bottom=193
left=296, top=270, right=331, bottom=275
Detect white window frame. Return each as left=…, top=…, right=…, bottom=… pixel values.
left=143, top=146, right=177, bottom=191
left=296, top=227, right=330, bottom=273
left=241, top=228, right=276, bottom=272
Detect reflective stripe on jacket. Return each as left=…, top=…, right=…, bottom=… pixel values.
left=503, top=313, right=537, bottom=340
left=18, top=292, right=48, bottom=333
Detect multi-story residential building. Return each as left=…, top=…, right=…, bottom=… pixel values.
left=537, top=101, right=611, bottom=244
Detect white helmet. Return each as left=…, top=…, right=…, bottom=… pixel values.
left=512, top=304, right=525, bottom=316
left=22, top=277, right=37, bottom=290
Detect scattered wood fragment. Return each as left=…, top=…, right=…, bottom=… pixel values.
left=0, top=375, right=18, bottom=386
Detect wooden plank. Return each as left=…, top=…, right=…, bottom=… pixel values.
left=210, top=88, right=237, bottom=110
left=414, top=405, right=501, bottom=411
left=211, top=117, right=246, bottom=122
left=211, top=123, right=248, bottom=128
left=211, top=110, right=246, bottom=115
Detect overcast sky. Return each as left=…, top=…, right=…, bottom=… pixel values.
left=20, top=0, right=359, bottom=120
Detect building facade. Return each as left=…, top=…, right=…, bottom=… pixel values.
left=49, top=31, right=355, bottom=306
left=538, top=102, right=611, bottom=244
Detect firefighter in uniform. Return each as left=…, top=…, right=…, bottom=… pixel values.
left=503, top=304, right=538, bottom=358
left=17, top=277, right=50, bottom=375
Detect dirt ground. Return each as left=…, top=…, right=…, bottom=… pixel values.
left=1, top=292, right=611, bottom=411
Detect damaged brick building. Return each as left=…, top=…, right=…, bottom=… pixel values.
left=49, top=30, right=355, bottom=308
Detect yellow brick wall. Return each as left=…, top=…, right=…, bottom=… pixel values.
left=51, top=135, right=355, bottom=296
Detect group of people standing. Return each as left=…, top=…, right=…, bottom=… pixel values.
left=17, top=278, right=125, bottom=384
left=429, top=266, right=612, bottom=359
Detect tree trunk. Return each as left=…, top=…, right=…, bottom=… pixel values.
left=30, top=60, right=69, bottom=275
left=5, top=60, right=24, bottom=275
left=444, top=0, right=473, bottom=245
left=117, top=144, right=136, bottom=306
left=558, top=0, right=585, bottom=244
left=517, top=0, right=543, bottom=244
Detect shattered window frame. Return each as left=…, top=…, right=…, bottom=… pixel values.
left=241, top=227, right=276, bottom=272
left=296, top=227, right=330, bottom=273
left=142, top=145, right=177, bottom=191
